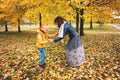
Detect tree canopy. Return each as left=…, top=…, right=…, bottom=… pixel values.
left=0, top=0, right=120, bottom=26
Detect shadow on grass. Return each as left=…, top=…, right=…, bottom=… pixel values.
left=85, top=27, right=103, bottom=31
left=0, top=31, right=37, bottom=39
left=0, top=31, right=37, bottom=35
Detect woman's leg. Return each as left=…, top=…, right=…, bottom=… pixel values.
left=66, top=35, right=85, bottom=66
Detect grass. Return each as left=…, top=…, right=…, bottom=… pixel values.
left=0, top=23, right=118, bottom=32
left=0, top=23, right=120, bottom=80
left=84, top=23, right=115, bottom=31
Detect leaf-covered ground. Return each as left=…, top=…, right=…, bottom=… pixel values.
left=0, top=31, right=120, bottom=80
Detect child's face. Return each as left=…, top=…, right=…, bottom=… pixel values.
left=40, top=25, right=48, bottom=33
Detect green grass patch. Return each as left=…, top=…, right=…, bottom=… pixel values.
left=84, top=23, right=114, bottom=31
left=0, top=23, right=118, bottom=34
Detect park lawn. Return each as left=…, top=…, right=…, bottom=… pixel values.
left=0, top=25, right=120, bottom=80
left=0, top=23, right=118, bottom=32
left=49, top=23, right=118, bottom=32
left=84, top=23, right=116, bottom=31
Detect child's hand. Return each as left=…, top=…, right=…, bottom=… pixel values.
left=48, top=39, right=53, bottom=43
left=55, top=33, right=58, bottom=36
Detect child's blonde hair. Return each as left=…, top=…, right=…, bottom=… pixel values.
left=40, top=25, right=47, bottom=30
left=36, top=25, right=47, bottom=33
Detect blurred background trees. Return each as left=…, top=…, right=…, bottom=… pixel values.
left=0, top=0, right=120, bottom=35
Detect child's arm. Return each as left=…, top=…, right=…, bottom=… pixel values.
left=37, top=34, right=48, bottom=44
left=48, top=33, right=58, bottom=38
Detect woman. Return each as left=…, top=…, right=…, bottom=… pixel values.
left=50, top=16, right=85, bottom=67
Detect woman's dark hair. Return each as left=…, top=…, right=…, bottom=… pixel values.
left=54, top=16, right=67, bottom=28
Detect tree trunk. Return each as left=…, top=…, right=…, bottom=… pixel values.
left=5, top=22, right=8, bottom=32
left=18, top=18, right=21, bottom=32
left=80, top=8, right=84, bottom=36
left=76, top=8, right=79, bottom=32
left=39, top=13, right=42, bottom=27
left=90, top=18, right=93, bottom=29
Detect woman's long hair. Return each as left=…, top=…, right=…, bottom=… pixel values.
left=54, top=16, right=67, bottom=28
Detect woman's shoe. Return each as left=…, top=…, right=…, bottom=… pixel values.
left=66, top=64, right=69, bottom=67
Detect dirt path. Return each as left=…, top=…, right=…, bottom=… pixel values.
left=108, top=24, right=120, bottom=30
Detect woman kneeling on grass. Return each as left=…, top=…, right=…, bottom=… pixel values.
left=49, top=16, right=85, bottom=67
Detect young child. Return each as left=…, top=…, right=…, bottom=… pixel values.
left=36, top=25, right=57, bottom=69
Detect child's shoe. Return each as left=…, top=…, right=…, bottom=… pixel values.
left=39, top=63, right=46, bottom=69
